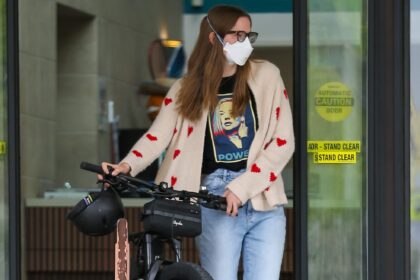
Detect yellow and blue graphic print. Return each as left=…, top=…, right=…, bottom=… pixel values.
left=209, top=93, right=256, bottom=163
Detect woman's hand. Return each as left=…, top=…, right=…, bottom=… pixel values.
left=223, top=189, right=242, bottom=217
left=238, top=120, right=248, bottom=138
left=97, top=162, right=131, bottom=181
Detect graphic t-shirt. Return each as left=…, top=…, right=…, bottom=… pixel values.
left=202, top=75, right=258, bottom=174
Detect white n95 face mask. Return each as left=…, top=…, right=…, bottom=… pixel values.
left=223, top=37, right=254, bottom=66
left=206, top=16, right=254, bottom=66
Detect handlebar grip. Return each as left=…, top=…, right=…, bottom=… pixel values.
left=80, top=162, right=104, bottom=174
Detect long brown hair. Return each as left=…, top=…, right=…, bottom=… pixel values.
left=176, top=5, right=252, bottom=121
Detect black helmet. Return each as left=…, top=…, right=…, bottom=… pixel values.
left=67, top=188, right=124, bottom=236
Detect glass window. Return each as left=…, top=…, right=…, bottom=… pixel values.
left=411, top=0, right=420, bottom=279
left=0, top=0, right=9, bottom=278
left=307, top=1, right=367, bottom=278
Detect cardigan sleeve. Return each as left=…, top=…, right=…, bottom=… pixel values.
left=119, top=79, right=182, bottom=176
left=226, top=74, right=295, bottom=204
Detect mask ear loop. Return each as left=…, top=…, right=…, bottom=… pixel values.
left=206, top=16, right=225, bottom=46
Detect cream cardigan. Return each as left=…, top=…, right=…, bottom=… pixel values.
left=121, top=60, right=295, bottom=211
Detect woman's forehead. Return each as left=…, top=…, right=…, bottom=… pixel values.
left=230, top=16, right=251, bottom=31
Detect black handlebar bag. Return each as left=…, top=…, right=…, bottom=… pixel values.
left=141, top=199, right=202, bottom=238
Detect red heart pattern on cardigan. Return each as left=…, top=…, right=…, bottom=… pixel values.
left=146, top=133, right=158, bottom=141
left=251, top=163, right=261, bottom=173
left=283, top=88, right=288, bottom=99
left=187, top=126, right=193, bottom=137
left=276, top=138, right=287, bottom=147
left=265, top=186, right=270, bottom=192
left=164, top=98, right=173, bottom=106
left=132, top=150, right=143, bottom=158
left=270, top=172, right=277, bottom=182
left=173, top=149, right=181, bottom=159
left=171, top=176, right=177, bottom=187
left=173, top=128, right=178, bottom=135
left=276, top=107, right=280, bottom=120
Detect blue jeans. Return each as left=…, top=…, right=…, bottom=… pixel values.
left=196, top=168, right=286, bottom=280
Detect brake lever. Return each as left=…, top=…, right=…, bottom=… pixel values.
left=97, top=177, right=127, bottom=194
left=98, top=177, right=119, bottom=186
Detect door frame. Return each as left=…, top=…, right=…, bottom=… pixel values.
left=367, top=0, right=411, bottom=278
left=292, top=0, right=308, bottom=279
left=6, top=0, right=21, bottom=279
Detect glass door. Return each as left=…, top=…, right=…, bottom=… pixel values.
left=0, top=0, right=9, bottom=278
left=306, top=1, right=368, bottom=279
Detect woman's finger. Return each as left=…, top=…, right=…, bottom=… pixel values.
left=101, top=162, right=110, bottom=174
left=231, top=203, right=238, bottom=217
left=96, top=170, right=110, bottom=188
left=226, top=198, right=233, bottom=215
left=228, top=195, right=238, bottom=217
left=111, top=168, right=118, bottom=176
left=223, top=190, right=231, bottom=214
left=111, top=165, right=122, bottom=176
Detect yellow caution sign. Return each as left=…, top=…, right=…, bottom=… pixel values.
left=314, top=82, right=354, bottom=122
left=0, top=141, right=5, bottom=155
left=307, top=140, right=361, bottom=164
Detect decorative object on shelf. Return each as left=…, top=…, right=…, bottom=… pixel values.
left=141, top=39, right=186, bottom=121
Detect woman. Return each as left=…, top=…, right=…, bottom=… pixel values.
left=100, top=5, right=294, bottom=280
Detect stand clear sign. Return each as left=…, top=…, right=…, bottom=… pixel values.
left=307, top=141, right=361, bottom=164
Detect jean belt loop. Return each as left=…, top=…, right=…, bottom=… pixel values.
left=248, top=201, right=253, bottom=212
left=223, top=169, right=228, bottom=182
